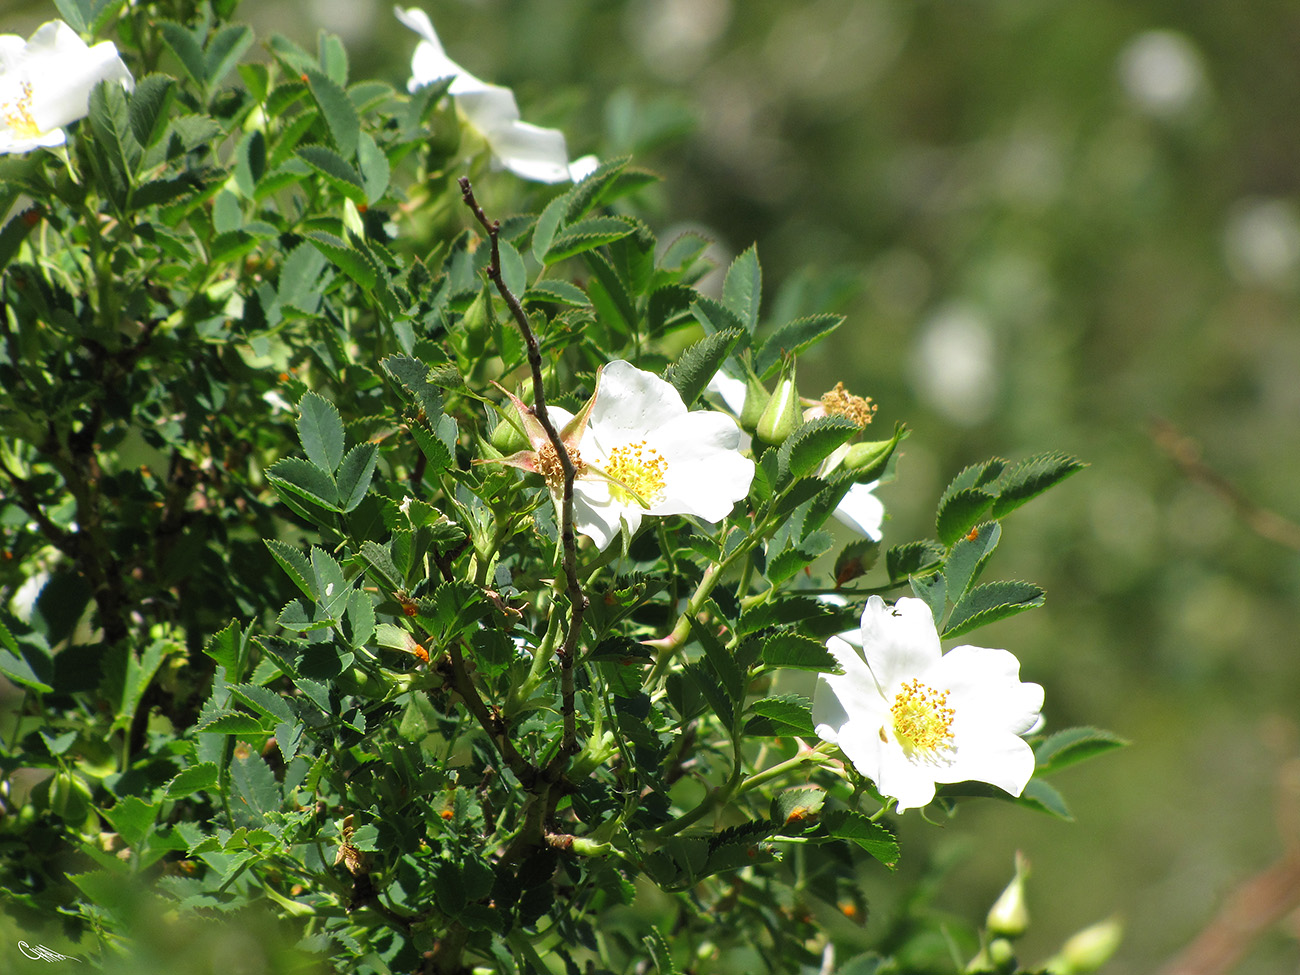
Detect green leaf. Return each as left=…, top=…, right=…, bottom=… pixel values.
left=0, top=645, right=51, bottom=692
left=127, top=74, right=175, bottom=148
left=278, top=240, right=330, bottom=313
left=359, top=541, right=405, bottom=591
left=545, top=216, right=634, bottom=261
left=318, top=31, right=349, bottom=84
left=1017, top=778, right=1072, bottom=819
left=382, top=354, right=446, bottom=420
left=532, top=189, right=570, bottom=263
left=690, top=294, right=745, bottom=336
left=722, top=244, right=762, bottom=332
left=160, top=22, right=206, bottom=89
left=204, top=24, right=254, bottom=90
left=885, top=540, right=945, bottom=583
left=664, top=328, right=743, bottom=406
left=936, top=487, right=995, bottom=548
left=498, top=238, right=528, bottom=301
left=771, top=786, right=826, bottom=825
left=565, top=156, right=629, bottom=222
left=230, top=752, right=280, bottom=823
left=297, top=144, right=366, bottom=203
left=203, top=620, right=242, bottom=673
left=52, top=0, right=89, bottom=32
left=88, top=80, right=141, bottom=183
left=822, top=809, right=898, bottom=868
left=691, top=618, right=743, bottom=706
left=335, top=443, right=378, bottom=512
left=356, top=130, right=390, bottom=203
left=1034, top=726, right=1128, bottom=776
left=266, top=457, right=341, bottom=512
left=755, top=313, right=844, bottom=379
left=346, top=589, right=376, bottom=648
left=644, top=927, right=682, bottom=975
left=910, top=572, right=947, bottom=624
left=101, top=796, right=159, bottom=848
left=307, top=231, right=377, bottom=290
left=525, top=279, right=590, bottom=307
left=297, top=391, right=345, bottom=473
left=229, top=683, right=294, bottom=724
left=265, top=539, right=314, bottom=600
left=304, top=66, right=359, bottom=158
left=833, top=538, right=880, bottom=587
left=991, top=451, right=1088, bottom=518
left=778, top=415, right=861, bottom=483
left=584, top=250, right=637, bottom=335
left=943, top=581, right=1045, bottom=639
left=165, top=762, right=220, bottom=799
left=310, top=546, right=350, bottom=618
left=684, top=662, right=734, bottom=728
left=767, top=530, right=835, bottom=587
left=745, top=695, right=815, bottom=737
left=761, top=632, right=839, bottom=672
left=943, top=521, right=1001, bottom=599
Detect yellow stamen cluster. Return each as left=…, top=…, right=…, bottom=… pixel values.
left=605, top=440, right=668, bottom=506
left=537, top=442, right=585, bottom=491
left=2, top=82, right=41, bottom=139
left=890, top=678, right=955, bottom=754
left=821, top=382, right=876, bottom=429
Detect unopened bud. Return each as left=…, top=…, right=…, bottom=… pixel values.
left=756, top=359, right=800, bottom=446
left=843, top=438, right=895, bottom=472
left=986, top=852, right=1030, bottom=939
left=490, top=411, right=529, bottom=454
left=738, top=373, right=770, bottom=433
left=1042, top=916, right=1123, bottom=974
left=965, top=938, right=1015, bottom=974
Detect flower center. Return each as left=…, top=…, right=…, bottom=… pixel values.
left=536, top=442, right=586, bottom=491
left=821, top=382, right=877, bottom=429
left=890, top=678, right=955, bottom=755
left=604, top=440, right=668, bottom=506
left=2, top=82, right=41, bottom=139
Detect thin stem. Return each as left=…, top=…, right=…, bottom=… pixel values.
left=459, top=178, right=587, bottom=769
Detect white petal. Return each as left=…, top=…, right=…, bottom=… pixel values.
left=934, top=645, right=1043, bottom=735
left=936, top=729, right=1037, bottom=797
left=874, top=738, right=940, bottom=811
left=568, top=154, right=599, bottom=181
left=481, top=118, right=572, bottom=183
left=705, top=371, right=749, bottom=415
left=647, top=412, right=753, bottom=522
left=858, top=595, right=942, bottom=689
left=569, top=482, right=623, bottom=551
left=832, top=481, right=884, bottom=540
left=588, top=360, right=690, bottom=437
left=393, top=6, right=441, bottom=47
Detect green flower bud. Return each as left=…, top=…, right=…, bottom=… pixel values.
left=1042, top=916, right=1124, bottom=974
left=756, top=358, right=800, bottom=446
left=490, top=408, right=529, bottom=454
left=738, top=373, right=770, bottom=433
left=986, top=852, right=1031, bottom=939
left=843, top=438, right=896, bottom=472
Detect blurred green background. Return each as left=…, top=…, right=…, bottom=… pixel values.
left=9, top=0, right=1300, bottom=971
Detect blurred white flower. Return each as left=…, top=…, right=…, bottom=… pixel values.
left=1118, top=30, right=1205, bottom=118
left=814, top=595, right=1043, bottom=811
left=491, top=361, right=754, bottom=550
left=0, top=20, right=133, bottom=154
left=395, top=5, right=585, bottom=183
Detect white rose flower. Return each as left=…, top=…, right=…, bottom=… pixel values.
left=394, top=5, right=586, bottom=184
left=491, top=360, right=755, bottom=550
left=814, top=595, right=1044, bottom=812
left=0, top=20, right=133, bottom=154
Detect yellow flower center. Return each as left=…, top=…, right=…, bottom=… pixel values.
left=536, top=442, right=585, bottom=491
left=821, top=382, right=877, bottom=428
left=889, top=678, right=955, bottom=755
left=2, top=82, right=41, bottom=139
left=604, top=440, right=668, bottom=506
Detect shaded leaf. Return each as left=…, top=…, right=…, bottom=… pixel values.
left=664, top=328, right=743, bottom=407
left=943, top=581, right=1045, bottom=639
